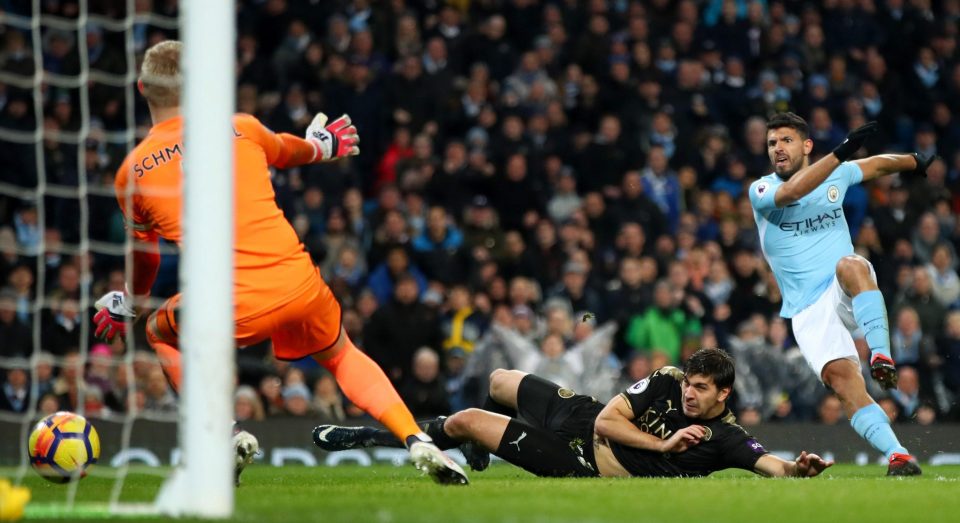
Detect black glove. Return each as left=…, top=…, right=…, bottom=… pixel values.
left=831, top=121, right=879, bottom=162
left=909, top=152, right=936, bottom=178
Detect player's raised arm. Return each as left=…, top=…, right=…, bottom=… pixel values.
left=237, top=112, right=359, bottom=169
left=772, top=121, right=878, bottom=207
left=854, top=152, right=936, bottom=183
left=754, top=451, right=833, bottom=478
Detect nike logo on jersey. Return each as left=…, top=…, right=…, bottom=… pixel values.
left=509, top=432, right=527, bottom=452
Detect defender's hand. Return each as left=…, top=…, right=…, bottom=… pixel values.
left=909, top=152, right=936, bottom=178
left=832, top=121, right=879, bottom=162
left=870, top=353, right=898, bottom=390
left=306, top=113, right=359, bottom=161
left=93, top=291, right=135, bottom=342
left=794, top=451, right=833, bottom=477
left=660, top=425, right=705, bottom=454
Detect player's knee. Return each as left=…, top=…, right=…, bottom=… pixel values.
left=488, top=368, right=509, bottom=391
left=146, top=312, right=160, bottom=342
left=488, top=369, right=522, bottom=396
left=837, top=253, right=868, bottom=268
left=312, top=332, right=350, bottom=364
left=836, top=255, right=870, bottom=280
left=821, top=360, right=863, bottom=393
left=821, top=362, right=842, bottom=388
left=146, top=311, right=177, bottom=346
left=445, top=409, right=483, bottom=438
left=836, top=255, right=874, bottom=295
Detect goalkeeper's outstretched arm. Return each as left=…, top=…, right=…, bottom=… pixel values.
left=236, top=113, right=359, bottom=169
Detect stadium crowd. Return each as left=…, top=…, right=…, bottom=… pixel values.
left=1, top=0, right=960, bottom=428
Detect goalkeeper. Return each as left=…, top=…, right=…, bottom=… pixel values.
left=315, top=348, right=833, bottom=479
left=93, top=40, right=467, bottom=485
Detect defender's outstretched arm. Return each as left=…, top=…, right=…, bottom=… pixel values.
left=754, top=451, right=833, bottom=478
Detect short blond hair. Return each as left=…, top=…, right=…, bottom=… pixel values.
left=140, top=40, right=182, bottom=108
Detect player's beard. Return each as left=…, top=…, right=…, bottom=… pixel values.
left=773, top=155, right=805, bottom=181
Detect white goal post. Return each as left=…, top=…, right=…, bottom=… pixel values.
left=154, top=0, right=236, bottom=517
left=0, top=0, right=236, bottom=518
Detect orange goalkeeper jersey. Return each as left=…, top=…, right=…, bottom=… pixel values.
left=115, top=113, right=322, bottom=321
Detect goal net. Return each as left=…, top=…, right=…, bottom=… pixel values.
left=0, top=0, right=234, bottom=517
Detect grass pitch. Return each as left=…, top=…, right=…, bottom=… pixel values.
left=9, top=464, right=960, bottom=523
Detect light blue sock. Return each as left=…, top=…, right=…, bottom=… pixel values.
left=852, top=290, right=890, bottom=359
left=851, top=403, right=908, bottom=458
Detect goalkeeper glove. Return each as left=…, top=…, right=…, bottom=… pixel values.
left=831, top=121, right=879, bottom=162
left=306, top=113, right=360, bottom=161
left=909, top=152, right=936, bottom=178
left=93, top=291, right=136, bottom=342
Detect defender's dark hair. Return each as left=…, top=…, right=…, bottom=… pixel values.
left=684, top=348, right=735, bottom=390
left=766, top=112, right=809, bottom=140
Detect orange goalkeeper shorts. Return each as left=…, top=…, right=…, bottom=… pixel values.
left=236, top=267, right=342, bottom=360
left=155, top=267, right=342, bottom=361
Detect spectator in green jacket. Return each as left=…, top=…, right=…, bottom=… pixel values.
left=625, top=280, right=702, bottom=365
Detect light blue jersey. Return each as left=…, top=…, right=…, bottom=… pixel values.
left=749, top=162, right=864, bottom=318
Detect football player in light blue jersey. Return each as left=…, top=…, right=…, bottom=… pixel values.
left=749, top=112, right=935, bottom=476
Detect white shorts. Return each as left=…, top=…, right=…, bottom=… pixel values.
left=790, top=262, right=877, bottom=380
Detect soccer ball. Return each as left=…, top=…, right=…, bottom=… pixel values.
left=27, top=411, right=101, bottom=483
